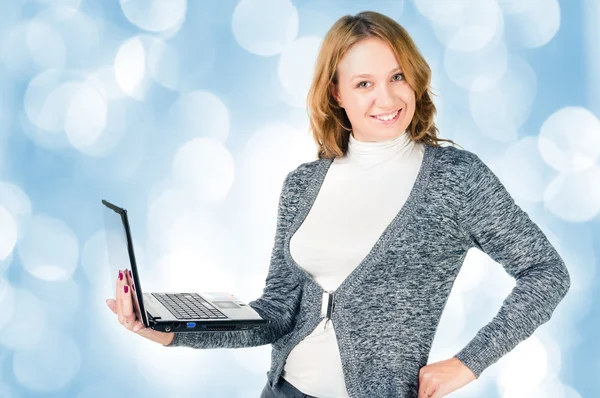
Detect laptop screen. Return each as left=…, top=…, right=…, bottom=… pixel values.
left=102, top=200, right=148, bottom=327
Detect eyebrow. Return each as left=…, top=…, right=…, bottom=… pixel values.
left=351, top=67, right=402, bottom=80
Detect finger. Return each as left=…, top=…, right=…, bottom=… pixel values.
left=120, top=276, right=136, bottom=330
left=418, top=377, right=431, bottom=398
left=132, top=320, right=146, bottom=333
left=116, top=270, right=124, bottom=324
left=429, top=384, right=442, bottom=398
left=106, top=299, right=117, bottom=314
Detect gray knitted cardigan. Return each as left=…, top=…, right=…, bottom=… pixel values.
left=165, top=144, right=571, bottom=398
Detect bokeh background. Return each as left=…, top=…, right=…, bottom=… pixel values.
left=0, top=0, right=598, bottom=397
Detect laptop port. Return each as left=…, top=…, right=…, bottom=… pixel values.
left=186, top=322, right=196, bottom=328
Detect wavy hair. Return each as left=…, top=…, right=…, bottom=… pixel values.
left=306, top=11, right=462, bottom=159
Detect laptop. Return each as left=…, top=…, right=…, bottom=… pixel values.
left=102, top=199, right=269, bottom=333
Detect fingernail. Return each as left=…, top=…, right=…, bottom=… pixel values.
left=119, top=272, right=123, bottom=281
left=132, top=285, right=135, bottom=291
left=128, top=270, right=132, bottom=278
left=124, top=285, right=129, bottom=294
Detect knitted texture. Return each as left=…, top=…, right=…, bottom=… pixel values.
left=165, top=144, right=571, bottom=398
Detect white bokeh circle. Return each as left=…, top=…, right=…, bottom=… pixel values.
left=278, top=36, right=322, bottom=108
left=232, top=0, right=298, bottom=56
left=443, top=37, right=509, bottom=92
left=543, top=164, right=600, bottom=223
left=0, top=206, right=17, bottom=261
left=13, top=328, right=82, bottom=392
left=0, top=287, right=47, bottom=350
left=17, top=214, right=79, bottom=281
left=114, top=36, right=156, bottom=100
left=469, top=55, right=536, bottom=143
left=538, top=107, right=600, bottom=173
left=120, top=0, right=187, bottom=33
left=166, top=91, right=230, bottom=143
left=171, top=138, right=235, bottom=203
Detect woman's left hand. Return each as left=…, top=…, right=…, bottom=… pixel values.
left=417, top=357, right=476, bottom=398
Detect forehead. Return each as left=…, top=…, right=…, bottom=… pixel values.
left=337, top=37, right=400, bottom=76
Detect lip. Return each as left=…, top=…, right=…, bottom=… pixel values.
left=370, top=109, right=401, bottom=124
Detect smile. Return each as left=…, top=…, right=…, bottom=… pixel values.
left=370, top=109, right=401, bottom=124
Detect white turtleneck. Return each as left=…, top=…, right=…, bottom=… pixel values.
left=282, top=130, right=426, bottom=398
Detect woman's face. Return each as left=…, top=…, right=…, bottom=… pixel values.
left=330, top=37, right=416, bottom=143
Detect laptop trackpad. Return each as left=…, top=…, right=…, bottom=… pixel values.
left=212, top=301, right=240, bottom=309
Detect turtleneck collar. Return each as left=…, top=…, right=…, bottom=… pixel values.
left=343, top=130, right=414, bottom=165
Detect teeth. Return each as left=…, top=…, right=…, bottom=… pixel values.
left=375, top=110, right=398, bottom=121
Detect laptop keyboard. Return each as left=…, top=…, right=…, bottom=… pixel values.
left=152, top=293, right=228, bottom=320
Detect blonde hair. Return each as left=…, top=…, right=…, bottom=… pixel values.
left=306, top=11, right=462, bottom=159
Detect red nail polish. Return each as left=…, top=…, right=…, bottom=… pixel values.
left=119, top=272, right=123, bottom=281
left=124, top=285, right=129, bottom=293
left=128, top=270, right=132, bottom=278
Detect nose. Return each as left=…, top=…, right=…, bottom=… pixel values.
left=374, top=84, right=395, bottom=110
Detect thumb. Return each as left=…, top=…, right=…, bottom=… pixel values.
left=106, top=299, right=117, bottom=314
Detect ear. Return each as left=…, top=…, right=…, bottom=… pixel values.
left=329, top=82, right=342, bottom=107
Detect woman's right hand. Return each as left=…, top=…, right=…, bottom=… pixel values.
left=105, top=269, right=175, bottom=346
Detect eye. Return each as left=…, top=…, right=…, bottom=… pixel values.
left=392, top=73, right=405, bottom=82
left=357, top=81, right=371, bottom=89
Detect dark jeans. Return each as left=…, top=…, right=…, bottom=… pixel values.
left=260, top=375, right=317, bottom=398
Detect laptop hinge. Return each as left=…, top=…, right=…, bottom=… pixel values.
left=321, top=290, right=335, bottom=330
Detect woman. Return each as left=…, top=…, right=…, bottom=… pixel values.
left=106, top=11, right=571, bottom=398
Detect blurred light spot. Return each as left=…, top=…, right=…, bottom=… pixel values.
left=0, top=21, right=65, bottom=81
left=114, top=36, right=153, bottom=100
left=0, top=206, right=17, bottom=261
left=413, top=0, right=470, bottom=25
left=24, top=70, right=111, bottom=153
left=416, top=0, right=504, bottom=53
left=538, top=107, right=600, bottom=173
left=73, top=100, right=126, bottom=158
left=505, top=0, right=561, bottom=48
left=171, top=138, right=235, bottom=203
left=13, top=328, right=81, bottom=392
left=0, top=252, right=12, bottom=275
left=166, top=91, right=230, bottom=143
left=232, top=0, right=298, bottom=56
left=148, top=20, right=216, bottom=91
left=0, top=287, right=46, bottom=349
left=0, top=181, right=32, bottom=237
left=0, top=278, right=16, bottom=332
left=34, top=0, right=83, bottom=8
left=64, top=82, right=108, bottom=149
left=81, top=230, right=111, bottom=285
left=497, top=0, right=537, bottom=14
left=17, top=214, right=79, bottom=281
left=497, top=337, right=548, bottom=395
left=0, top=382, right=21, bottom=398
left=239, top=123, right=314, bottom=261
left=469, top=55, right=536, bottom=142
left=34, top=6, right=101, bottom=64
left=135, top=336, right=223, bottom=394
left=242, top=122, right=314, bottom=192
left=24, top=69, right=83, bottom=137
left=120, top=0, right=187, bottom=33
left=86, top=66, right=126, bottom=100
left=444, top=36, right=508, bottom=91
left=544, top=165, right=600, bottom=222
left=494, top=137, right=554, bottom=203
left=278, top=36, right=322, bottom=107
left=27, top=19, right=67, bottom=69
left=20, top=277, right=80, bottom=319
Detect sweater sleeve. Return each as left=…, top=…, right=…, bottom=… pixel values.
left=453, top=153, right=571, bottom=378
left=164, top=172, right=303, bottom=349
